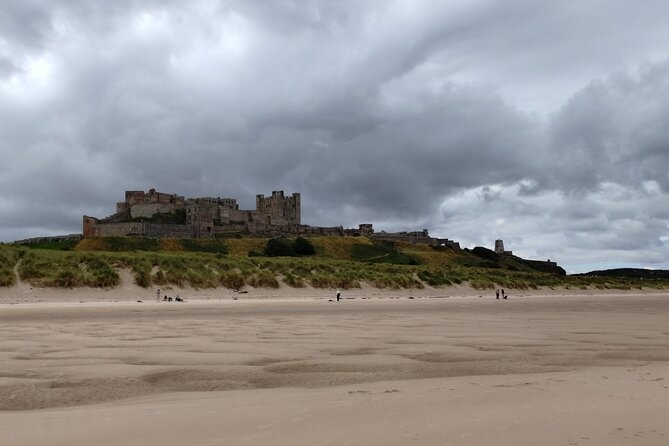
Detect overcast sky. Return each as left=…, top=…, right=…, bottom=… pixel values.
left=2, top=1, right=669, bottom=273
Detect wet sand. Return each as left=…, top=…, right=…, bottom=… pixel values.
left=1, top=293, right=668, bottom=445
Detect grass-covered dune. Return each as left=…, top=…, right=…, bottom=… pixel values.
left=3, top=237, right=668, bottom=292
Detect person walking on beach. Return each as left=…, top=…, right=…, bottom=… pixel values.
left=336, top=290, right=341, bottom=302
left=156, top=288, right=161, bottom=302
left=496, top=289, right=500, bottom=299
left=501, top=289, right=506, bottom=299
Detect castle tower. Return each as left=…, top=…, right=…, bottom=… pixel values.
left=292, top=192, right=301, bottom=225
left=255, top=191, right=300, bottom=225
left=494, top=239, right=505, bottom=254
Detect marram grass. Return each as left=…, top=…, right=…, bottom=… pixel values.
left=2, top=238, right=668, bottom=291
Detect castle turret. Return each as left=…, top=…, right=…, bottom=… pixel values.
left=495, top=239, right=512, bottom=255
left=82, top=215, right=98, bottom=237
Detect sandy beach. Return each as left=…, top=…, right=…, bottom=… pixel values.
left=1, top=290, right=668, bottom=445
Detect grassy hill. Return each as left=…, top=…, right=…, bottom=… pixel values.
left=577, top=268, right=669, bottom=279
left=3, top=236, right=667, bottom=291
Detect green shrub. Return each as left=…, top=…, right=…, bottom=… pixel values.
left=265, top=238, right=295, bottom=257
left=471, top=247, right=500, bottom=261
left=294, top=237, right=316, bottom=256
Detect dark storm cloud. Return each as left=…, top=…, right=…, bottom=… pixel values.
left=0, top=0, right=52, bottom=50
left=2, top=1, right=669, bottom=272
left=298, top=86, right=539, bottom=222
left=548, top=61, right=669, bottom=193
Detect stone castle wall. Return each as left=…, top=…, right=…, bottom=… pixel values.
left=144, top=223, right=195, bottom=238
left=118, top=189, right=185, bottom=214
left=371, top=234, right=460, bottom=248
left=131, top=203, right=177, bottom=219
left=92, top=222, right=144, bottom=237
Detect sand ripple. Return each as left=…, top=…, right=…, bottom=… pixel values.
left=2, top=295, right=669, bottom=411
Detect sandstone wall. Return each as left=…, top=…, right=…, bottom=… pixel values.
left=371, top=234, right=460, bottom=249
left=126, top=189, right=185, bottom=207
left=213, top=223, right=248, bottom=234
left=131, top=203, right=181, bottom=219
left=93, top=222, right=144, bottom=237
left=144, top=223, right=194, bottom=238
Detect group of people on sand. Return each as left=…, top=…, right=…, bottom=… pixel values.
left=156, top=289, right=184, bottom=302
left=495, top=289, right=507, bottom=299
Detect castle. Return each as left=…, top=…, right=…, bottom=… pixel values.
left=82, top=188, right=460, bottom=248
left=84, top=189, right=364, bottom=239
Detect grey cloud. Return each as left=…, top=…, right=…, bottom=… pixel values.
left=290, top=86, right=540, bottom=222
left=547, top=62, right=669, bottom=193
left=0, top=57, right=21, bottom=78
left=0, top=1, right=52, bottom=50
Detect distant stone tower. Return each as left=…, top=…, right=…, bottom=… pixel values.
left=255, top=191, right=301, bottom=225
left=494, top=239, right=505, bottom=254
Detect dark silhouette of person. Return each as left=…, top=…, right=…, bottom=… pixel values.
left=496, top=290, right=500, bottom=299
left=336, top=290, right=341, bottom=302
